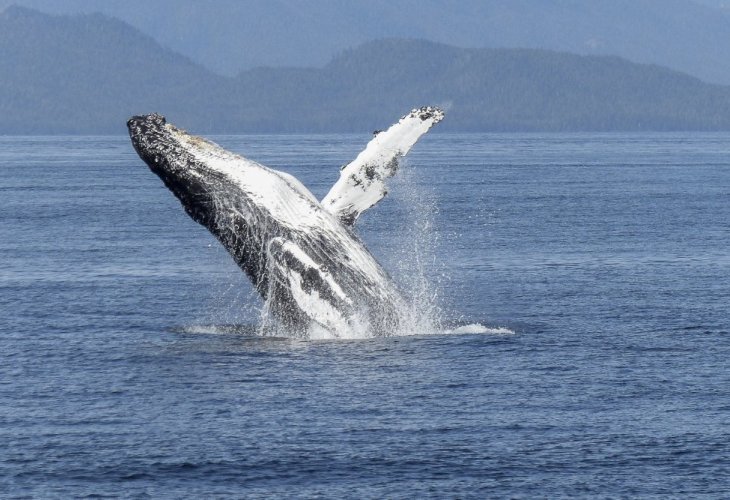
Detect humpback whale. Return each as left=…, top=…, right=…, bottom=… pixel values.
left=127, top=107, right=444, bottom=337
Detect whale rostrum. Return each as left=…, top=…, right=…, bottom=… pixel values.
left=127, top=107, right=444, bottom=337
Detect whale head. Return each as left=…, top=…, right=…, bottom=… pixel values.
left=128, top=114, right=211, bottom=223
left=126, top=113, right=299, bottom=295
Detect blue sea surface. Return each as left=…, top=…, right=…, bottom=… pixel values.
left=1, top=133, right=729, bottom=497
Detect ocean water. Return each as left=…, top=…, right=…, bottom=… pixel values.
left=1, top=133, right=729, bottom=497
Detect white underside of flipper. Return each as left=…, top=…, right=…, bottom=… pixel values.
left=321, top=106, right=444, bottom=225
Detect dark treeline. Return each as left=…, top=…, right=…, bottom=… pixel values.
left=3, top=6, right=730, bottom=134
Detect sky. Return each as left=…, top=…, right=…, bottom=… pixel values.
left=3, top=0, right=730, bottom=84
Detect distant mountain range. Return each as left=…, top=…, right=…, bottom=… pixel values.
left=3, top=6, right=730, bottom=134
left=3, top=0, right=730, bottom=85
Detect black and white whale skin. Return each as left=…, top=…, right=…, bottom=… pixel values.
left=127, top=108, right=443, bottom=337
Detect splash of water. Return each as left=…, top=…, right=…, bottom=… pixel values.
left=380, top=158, right=445, bottom=336
left=445, top=324, right=514, bottom=335
left=197, top=157, right=497, bottom=340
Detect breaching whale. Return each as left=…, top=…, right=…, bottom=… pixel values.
left=127, top=107, right=444, bottom=337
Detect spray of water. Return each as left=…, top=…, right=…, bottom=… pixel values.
left=380, top=159, right=445, bottom=336
left=192, top=160, right=507, bottom=339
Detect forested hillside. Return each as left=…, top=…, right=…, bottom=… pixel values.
left=3, top=7, right=730, bottom=134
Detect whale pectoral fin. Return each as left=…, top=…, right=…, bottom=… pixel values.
left=266, top=237, right=359, bottom=337
left=321, top=106, right=444, bottom=226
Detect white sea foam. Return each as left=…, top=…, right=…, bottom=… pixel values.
left=177, top=324, right=242, bottom=335
left=444, top=324, right=515, bottom=335
left=177, top=320, right=514, bottom=339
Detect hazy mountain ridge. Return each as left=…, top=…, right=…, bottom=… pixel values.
left=235, top=39, right=730, bottom=132
left=0, top=6, right=230, bottom=133
left=3, top=7, right=730, bottom=134
left=3, top=0, right=730, bottom=85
